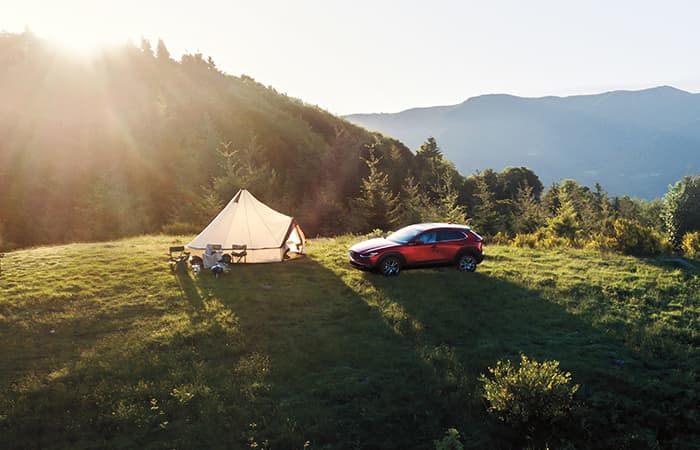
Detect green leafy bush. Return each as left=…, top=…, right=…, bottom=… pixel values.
left=681, top=231, right=700, bottom=256
left=480, top=355, right=579, bottom=440
left=585, top=232, right=617, bottom=252
left=434, top=428, right=464, bottom=450
left=512, top=230, right=581, bottom=250
left=610, top=218, right=665, bottom=256
left=512, top=232, right=539, bottom=248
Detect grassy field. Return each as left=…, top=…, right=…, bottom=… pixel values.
left=1, top=235, right=698, bottom=449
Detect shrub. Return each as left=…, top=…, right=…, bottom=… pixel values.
left=681, top=231, right=700, bottom=256
left=662, top=174, right=700, bottom=249
left=611, top=218, right=665, bottom=256
left=512, top=233, right=539, bottom=248
left=434, top=428, right=464, bottom=450
left=480, top=355, right=579, bottom=440
left=489, top=231, right=509, bottom=245
left=162, top=222, right=200, bottom=235
left=585, top=232, right=617, bottom=252
left=512, top=229, right=581, bottom=250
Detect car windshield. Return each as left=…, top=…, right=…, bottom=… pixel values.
left=386, top=225, right=423, bottom=243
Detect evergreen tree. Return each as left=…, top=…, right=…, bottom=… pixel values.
left=547, top=199, right=582, bottom=243
left=352, top=148, right=401, bottom=231
left=416, top=136, right=443, bottom=160
left=512, top=183, right=545, bottom=234
left=399, top=176, right=428, bottom=224
left=156, top=38, right=171, bottom=60
left=471, top=174, right=500, bottom=235
left=542, top=182, right=561, bottom=216
left=140, top=37, right=154, bottom=57
left=433, top=173, right=468, bottom=223
left=211, top=138, right=277, bottom=202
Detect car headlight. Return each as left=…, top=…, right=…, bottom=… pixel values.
left=359, top=252, right=378, bottom=258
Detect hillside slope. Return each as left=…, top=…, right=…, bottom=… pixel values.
left=346, top=86, right=700, bottom=198
left=0, top=32, right=415, bottom=248
left=1, top=235, right=698, bottom=448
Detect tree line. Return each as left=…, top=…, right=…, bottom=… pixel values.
left=353, top=136, right=700, bottom=256
left=0, top=32, right=698, bottom=257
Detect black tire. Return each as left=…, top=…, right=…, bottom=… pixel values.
left=379, top=255, right=401, bottom=276
left=457, top=253, right=478, bottom=272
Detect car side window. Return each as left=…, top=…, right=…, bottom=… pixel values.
left=437, top=230, right=467, bottom=242
left=420, top=231, right=437, bottom=243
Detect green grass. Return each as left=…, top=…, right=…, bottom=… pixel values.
left=1, top=235, right=698, bottom=449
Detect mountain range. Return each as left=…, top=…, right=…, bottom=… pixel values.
left=346, top=86, right=700, bottom=198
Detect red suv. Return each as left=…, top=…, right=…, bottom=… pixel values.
left=349, top=223, right=484, bottom=276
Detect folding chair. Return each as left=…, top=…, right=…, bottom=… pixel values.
left=230, top=244, right=247, bottom=263
left=168, top=246, right=190, bottom=274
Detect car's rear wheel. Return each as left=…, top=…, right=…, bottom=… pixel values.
left=457, top=254, right=477, bottom=272
left=379, top=255, right=401, bottom=276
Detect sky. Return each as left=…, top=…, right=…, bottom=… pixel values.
left=2, top=0, right=699, bottom=115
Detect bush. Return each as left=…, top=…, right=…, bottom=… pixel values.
left=480, top=355, right=579, bottom=442
left=512, top=229, right=582, bottom=250
left=434, top=428, right=463, bottom=450
left=490, top=231, right=510, bottom=245
left=162, top=222, right=200, bottom=235
left=611, top=218, right=665, bottom=256
left=681, top=231, right=700, bottom=256
left=585, top=232, right=617, bottom=252
left=512, top=232, right=539, bottom=248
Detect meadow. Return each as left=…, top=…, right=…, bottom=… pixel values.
left=0, top=235, right=698, bottom=449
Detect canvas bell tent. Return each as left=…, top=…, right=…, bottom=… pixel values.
left=187, top=189, right=305, bottom=263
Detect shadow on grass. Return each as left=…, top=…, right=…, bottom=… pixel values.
left=364, top=266, right=699, bottom=449
left=1, top=257, right=698, bottom=449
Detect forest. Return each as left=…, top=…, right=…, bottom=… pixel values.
left=1, top=31, right=699, bottom=257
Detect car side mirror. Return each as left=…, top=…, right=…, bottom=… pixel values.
left=412, top=239, right=424, bottom=245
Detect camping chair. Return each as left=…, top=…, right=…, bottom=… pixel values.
left=230, top=244, right=247, bottom=263
left=168, top=246, right=190, bottom=274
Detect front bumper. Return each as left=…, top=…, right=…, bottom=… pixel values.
left=348, top=250, right=377, bottom=270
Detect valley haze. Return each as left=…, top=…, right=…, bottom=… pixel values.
left=346, top=86, right=700, bottom=199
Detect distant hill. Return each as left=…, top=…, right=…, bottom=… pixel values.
left=346, top=86, right=700, bottom=198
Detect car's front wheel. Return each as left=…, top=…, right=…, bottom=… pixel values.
left=379, top=256, right=401, bottom=276
left=457, top=254, right=478, bottom=272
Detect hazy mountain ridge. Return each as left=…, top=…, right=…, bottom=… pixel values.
left=346, top=86, right=700, bottom=198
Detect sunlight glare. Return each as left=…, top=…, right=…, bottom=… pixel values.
left=46, top=27, right=127, bottom=56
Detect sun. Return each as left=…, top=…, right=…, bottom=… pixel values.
left=46, top=27, right=126, bottom=56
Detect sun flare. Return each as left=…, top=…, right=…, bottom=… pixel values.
left=45, top=27, right=127, bottom=56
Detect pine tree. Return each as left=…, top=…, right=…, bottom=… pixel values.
left=471, top=174, right=500, bottom=235
left=512, top=183, right=545, bottom=234
left=542, top=182, right=561, bottom=216
left=352, top=148, right=401, bottom=232
left=547, top=199, right=581, bottom=243
left=140, top=37, right=154, bottom=57
left=432, top=173, right=468, bottom=223
left=416, top=136, right=443, bottom=160
left=399, top=176, right=428, bottom=224
left=156, top=38, right=171, bottom=60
